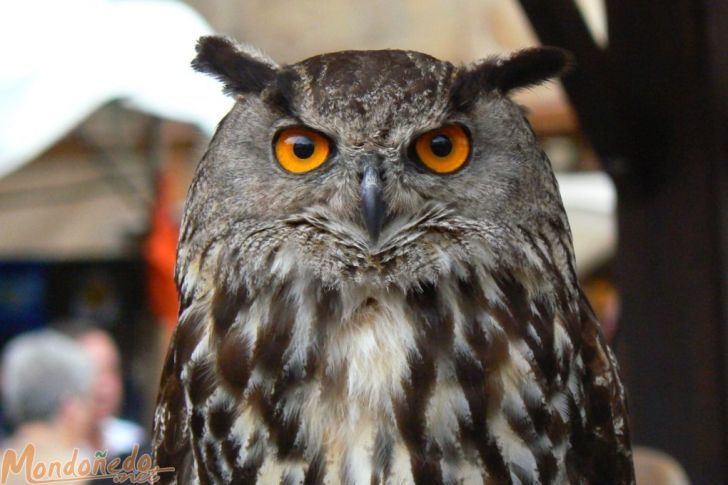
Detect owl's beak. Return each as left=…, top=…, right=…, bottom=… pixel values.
left=361, top=162, right=385, bottom=244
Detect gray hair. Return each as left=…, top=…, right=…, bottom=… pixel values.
left=1, top=330, right=94, bottom=425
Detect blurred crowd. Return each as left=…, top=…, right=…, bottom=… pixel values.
left=0, top=323, right=147, bottom=484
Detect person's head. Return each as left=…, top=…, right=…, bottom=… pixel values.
left=51, top=319, right=123, bottom=421
left=77, top=330, right=123, bottom=420
left=1, top=330, right=95, bottom=439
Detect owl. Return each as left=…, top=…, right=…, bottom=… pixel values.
left=152, top=36, right=634, bottom=484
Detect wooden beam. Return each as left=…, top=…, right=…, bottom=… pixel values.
left=605, top=3, right=727, bottom=482
left=517, top=0, right=630, bottom=171
left=518, top=1, right=728, bottom=483
left=706, top=6, right=728, bottom=477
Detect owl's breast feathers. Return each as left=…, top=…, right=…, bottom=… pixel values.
left=153, top=230, right=634, bottom=484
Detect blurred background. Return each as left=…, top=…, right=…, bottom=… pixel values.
left=0, top=1, right=725, bottom=484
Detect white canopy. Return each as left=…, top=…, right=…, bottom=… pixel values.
left=557, top=172, right=617, bottom=274
left=0, top=0, right=232, bottom=178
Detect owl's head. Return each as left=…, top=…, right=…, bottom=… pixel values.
left=180, top=36, right=572, bottom=292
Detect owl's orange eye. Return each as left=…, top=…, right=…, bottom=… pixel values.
left=275, top=128, right=331, bottom=174
left=413, top=125, right=470, bottom=174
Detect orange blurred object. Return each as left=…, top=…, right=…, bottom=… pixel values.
left=144, top=173, right=179, bottom=331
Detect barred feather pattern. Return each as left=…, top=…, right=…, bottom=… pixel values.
left=153, top=200, right=633, bottom=485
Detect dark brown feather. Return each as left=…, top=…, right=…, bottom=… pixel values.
left=192, top=36, right=277, bottom=96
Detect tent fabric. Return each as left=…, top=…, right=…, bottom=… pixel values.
left=0, top=0, right=232, bottom=178
left=0, top=143, right=151, bottom=259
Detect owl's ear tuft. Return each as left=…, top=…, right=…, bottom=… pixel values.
left=452, top=47, right=573, bottom=109
left=192, top=36, right=279, bottom=96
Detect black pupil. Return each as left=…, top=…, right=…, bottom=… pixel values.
left=430, top=135, right=452, bottom=157
left=292, top=136, right=315, bottom=159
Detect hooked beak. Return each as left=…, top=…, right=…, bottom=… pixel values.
left=360, top=159, right=385, bottom=244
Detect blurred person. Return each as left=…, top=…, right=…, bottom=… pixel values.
left=1, top=330, right=94, bottom=484
left=52, top=319, right=146, bottom=456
